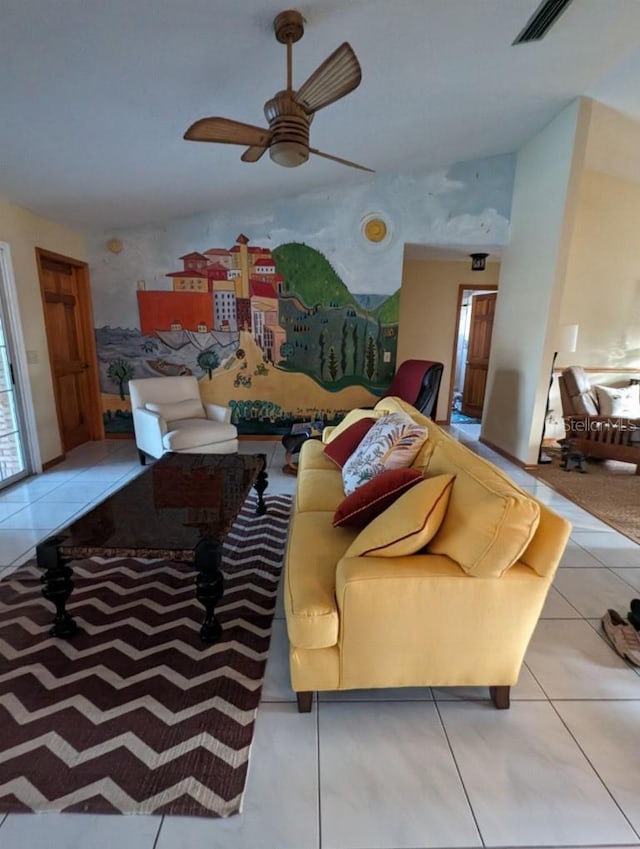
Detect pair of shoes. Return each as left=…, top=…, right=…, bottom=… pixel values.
left=627, top=598, right=640, bottom=631
left=601, top=609, right=640, bottom=666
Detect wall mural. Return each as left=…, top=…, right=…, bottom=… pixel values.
left=98, top=234, right=397, bottom=434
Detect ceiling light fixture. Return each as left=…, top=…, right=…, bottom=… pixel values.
left=470, top=252, right=489, bottom=271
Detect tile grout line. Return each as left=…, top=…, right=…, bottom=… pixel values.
left=546, top=698, right=640, bottom=843
left=316, top=696, right=322, bottom=849
left=150, top=813, right=165, bottom=849
left=432, top=696, right=486, bottom=848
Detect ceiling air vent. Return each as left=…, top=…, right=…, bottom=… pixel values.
left=513, top=0, right=575, bottom=44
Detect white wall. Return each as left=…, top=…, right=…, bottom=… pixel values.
left=0, top=197, right=87, bottom=464
left=481, top=99, right=591, bottom=465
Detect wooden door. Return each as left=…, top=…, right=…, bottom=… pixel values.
left=461, top=292, right=496, bottom=418
left=37, top=250, right=102, bottom=453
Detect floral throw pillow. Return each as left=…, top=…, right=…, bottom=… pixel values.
left=341, top=412, right=428, bottom=495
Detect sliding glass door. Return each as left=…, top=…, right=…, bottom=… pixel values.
left=0, top=274, right=28, bottom=488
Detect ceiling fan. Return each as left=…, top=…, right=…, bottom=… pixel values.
left=184, top=9, right=373, bottom=173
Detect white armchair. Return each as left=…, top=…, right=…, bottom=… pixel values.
left=128, top=376, right=238, bottom=464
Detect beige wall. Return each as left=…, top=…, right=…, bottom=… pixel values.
left=481, top=99, right=591, bottom=465
left=0, top=197, right=87, bottom=465
left=397, top=257, right=500, bottom=422
left=558, top=169, right=640, bottom=370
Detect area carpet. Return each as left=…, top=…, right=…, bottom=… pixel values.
left=535, top=449, right=640, bottom=544
left=0, top=493, right=291, bottom=818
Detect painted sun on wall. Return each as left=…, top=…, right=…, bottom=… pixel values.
left=98, top=233, right=399, bottom=435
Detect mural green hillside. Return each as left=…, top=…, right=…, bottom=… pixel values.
left=272, top=243, right=359, bottom=309
left=375, top=289, right=400, bottom=324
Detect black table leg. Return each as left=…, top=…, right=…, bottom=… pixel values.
left=194, top=539, right=224, bottom=643
left=254, top=453, right=268, bottom=516
left=37, top=536, right=77, bottom=638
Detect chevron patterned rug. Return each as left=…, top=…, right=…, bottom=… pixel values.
left=0, top=493, right=291, bottom=818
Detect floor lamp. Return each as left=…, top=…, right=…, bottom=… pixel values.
left=538, top=323, right=579, bottom=464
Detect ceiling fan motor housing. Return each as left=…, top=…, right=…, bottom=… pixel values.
left=264, top=90, right=311, bottom=167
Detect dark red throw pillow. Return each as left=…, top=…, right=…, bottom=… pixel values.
left=323, top=417, right=376, bottom=468
left=333, top=468, right=424, bottom=528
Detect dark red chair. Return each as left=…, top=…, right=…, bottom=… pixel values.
left=381, top=359, right=444, bottom=419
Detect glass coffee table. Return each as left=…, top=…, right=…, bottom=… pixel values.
left=36, top=452, right=268, bottom=643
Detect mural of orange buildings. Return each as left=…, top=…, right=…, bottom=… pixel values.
left=137, top=291, right=215, bottom=335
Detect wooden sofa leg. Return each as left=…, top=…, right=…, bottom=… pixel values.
left=296, top=691, right=313, bottom=713
left=490, top=685, right=511, bottom=710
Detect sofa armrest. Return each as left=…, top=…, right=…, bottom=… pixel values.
left=132, top=408, right=167, bottom=459
left=335, top=553, right=552, bottom=688
left=204, top=402, right=231, bottom=424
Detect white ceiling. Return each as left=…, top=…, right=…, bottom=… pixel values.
left=1, top=0, right=640, bottom=232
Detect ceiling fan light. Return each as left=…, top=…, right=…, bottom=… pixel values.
left=270, top=140, right=309, bottom=167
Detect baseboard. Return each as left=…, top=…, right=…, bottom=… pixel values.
left=42, top=454, right=65, bottom=470
left=479, top=436, right=533, bottom=470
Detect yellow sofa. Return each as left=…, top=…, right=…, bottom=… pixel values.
left=283, top=397, right=571, bottom=711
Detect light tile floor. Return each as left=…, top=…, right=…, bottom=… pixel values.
left=0, top=429, right=639, bottom=849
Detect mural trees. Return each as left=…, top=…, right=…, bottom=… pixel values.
left=273, top=242, right=398, bottom=391
left=197, top=349, right=220, bottom=379
left=107, top=358, right=134, bottom=400
left=328, top=346, right=338, bottom=381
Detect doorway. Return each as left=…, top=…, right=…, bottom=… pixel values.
left=449, top=286, right=497, bottom=424
left=0, top=244, right=34, bottom=489
left=36, top=248, right=103, bottom=454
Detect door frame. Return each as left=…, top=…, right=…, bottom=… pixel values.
left=446, top=283, right=498, bottom=425
left=0, top=241, right=40, bottom=473
left=35, top=247, right=104, bottom=455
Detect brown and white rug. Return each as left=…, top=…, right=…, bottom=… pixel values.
left=0, top=493, right=291, bottom=818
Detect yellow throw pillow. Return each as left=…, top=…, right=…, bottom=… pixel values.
left=425, top=440, right=541, bottom=577
left=345, top=474, right=455, bottom=557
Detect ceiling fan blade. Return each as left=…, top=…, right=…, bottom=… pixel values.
left=184, top=117, right=271, bottom=147
left=295, top=43, right=362, bottom=114
left=309, top=147, right=374, bottom=173
left=241, top=145, right=269, bottom=163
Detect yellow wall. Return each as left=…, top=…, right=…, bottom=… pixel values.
left=559, top=169, right=640, bottom=370
left=397, top=257, right=500, bottom=422
left=0, top=197, right=87, bottom=465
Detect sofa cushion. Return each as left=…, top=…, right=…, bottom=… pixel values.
left=333, top=468, right=424, bottom=528
left=162, top=419, right=237, bottom=451
left=425, top=439, right=540, bottom=578
left=296, top=469, right=346, bottom=513
left=285, top=512, right=358, bottom=649
left=146, top=398, right=205, bottom=422
left=594, top=384, right=640, bottom=418
left=342, top=412, right=428, bottom=495
left=345, top=474, right=454, bottom=557
left=298, top=438, right=339, bottom=473
left=572, top=391, right=599, bottom=416
left=323, top=418, right=376, bottom=468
